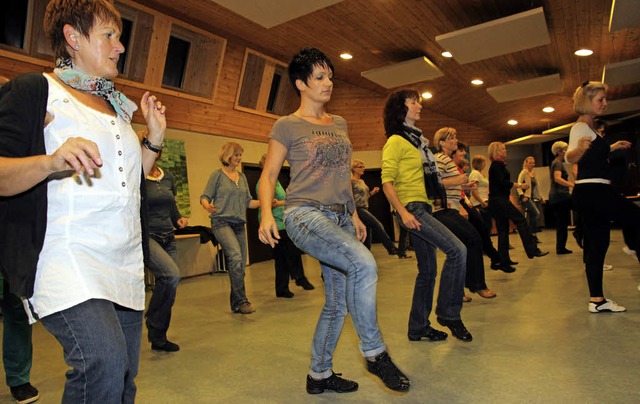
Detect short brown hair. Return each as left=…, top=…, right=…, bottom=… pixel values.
left=219, top=142, right=244, bottom=166
left=573, top=81, right=607, bottom=115
left=44, top=0, right=122, bottom=61
left=471, top=155, right=486, bottom=171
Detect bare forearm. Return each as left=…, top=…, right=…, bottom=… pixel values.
left=0, top=155, right=53, bottom=196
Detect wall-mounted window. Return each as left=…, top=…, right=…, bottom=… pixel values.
left=115, top=1, right=153, bottom=83
left=163, top=35, right=190, bottom=89
left=235, top=49, right=298, bottom=118
left=0, top=0, right=28, bottom=50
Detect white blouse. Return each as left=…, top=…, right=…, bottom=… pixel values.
left=28, top=74, right=145, bottom=321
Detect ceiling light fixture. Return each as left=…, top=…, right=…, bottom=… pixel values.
left=574, top=48, right=593, bottom=56
left=441, top=51, right=453, bottom=58
left=507, top=119, right=518, bottom=125
left=542, top=106, right=555, bottom=113
left=340, top=53, right=353, bottom=60
left=471, top=79, right=483, bottom=85
left=421, top=92, right=433, bottom=99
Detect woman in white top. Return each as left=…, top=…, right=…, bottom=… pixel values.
left=0, top=0, right=166, bottom=400
left=469, top=155, right=492, bottom=231
left=565, top=81, right=639, bottom=313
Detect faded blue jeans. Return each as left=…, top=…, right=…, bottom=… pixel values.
left=146, top=234, right=181, bottom=344
left=400, top=202, right=466, bottom=337
left=210, top=219, right=249, bottom=311
left=284, top=205, right=386, bottom=378
left=40, top=299, right=142, bottom=404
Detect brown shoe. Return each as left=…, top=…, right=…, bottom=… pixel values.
left=235, top=302, right=255, bottom=314
left=475, top=289, right=497, bottom=299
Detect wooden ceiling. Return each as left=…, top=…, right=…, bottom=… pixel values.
left=137, top=0, right=640, bottom=140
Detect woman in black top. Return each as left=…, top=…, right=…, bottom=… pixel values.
left=565, top=81, right=639, bottom=313
left=548, top=141, right=574, bottom=255
left=487, top=142, right=547, bottom=267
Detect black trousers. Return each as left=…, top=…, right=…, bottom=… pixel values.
left=573, top=183, right=640, bottom=297
left=550, top=198, right=572, bottom=252
left=488, top=197, right=537, bottom=262
left=461, top=200, right=501, bottom=265
left=272, top=230, right=305, bottom=293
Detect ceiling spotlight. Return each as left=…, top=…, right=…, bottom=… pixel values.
left=507, top=119, right=518, bottom=125
left=471, top=79, right=483, bottom=86
left=421, top=92, right=433, bottom=99
left=574, top=49, right=593, bottom=56
left=340, top=53, right=353, bottom=60
left=441, top=51, right=453, bottom=58
left=542, top=106, right=555, bottom=113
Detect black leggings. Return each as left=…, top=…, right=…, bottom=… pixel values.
left=488, top=197, right=537, bottom=262
left=573, top=183, right=640, bottom=297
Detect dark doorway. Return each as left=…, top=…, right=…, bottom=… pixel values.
left=361, top=169, right=395, bottom=243
left=243, top=164, right=291, bottom=264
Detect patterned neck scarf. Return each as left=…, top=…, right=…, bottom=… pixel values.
left=54, top=58, right=137, bottom=123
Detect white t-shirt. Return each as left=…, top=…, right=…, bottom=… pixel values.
left=28, top=74, right=145, bottom=320
left=469, top=169, right=488, bottom=205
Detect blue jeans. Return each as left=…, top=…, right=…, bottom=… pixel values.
left=40, top=299, right=143, bottom=404
left=399, top=203, right=466, bottom=336
left=146, top=234, right=181, bottom=343
left=521, top=198, right=540, bottom=233
left=284, top=206, right=386, bottom=378
left=211, top=219, right=249, bottom=311
left=356, top=207, right=396, bottom=253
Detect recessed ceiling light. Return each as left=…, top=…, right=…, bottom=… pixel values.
left=442, top=51, right=453, bottom=58
left=421, top=92, right=433, bottom=99
left=507, top=119, right=518, bottom=125
left=340, top=53, right=353, bottom=60
left=542, top=106, right=555, bottom=113
left=574, top=49, right=593, bottom=56
left=471, top=79, right=483, bottom=86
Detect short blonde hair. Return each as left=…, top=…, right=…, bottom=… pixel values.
left=551, top=141, right=568, bottom=156
left=219, top=142, right=244, bottom=166
left=434, top=127, right=457, bottom=152
left=351, top=159, right=365, bottom=172
left=471, top=155, right=486, bottom=171
left=487, top=142, right=504, bottom=160
left=573, top=81, right=608, bottom=115
left=522, top=156, right=535, bottom=169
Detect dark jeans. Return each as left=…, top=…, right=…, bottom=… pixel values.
left=573, top=183, right=640, bottom=297
left=462, top=200, right=500, bottom=265
left=2, top=280, right=32, bottom=388
left=398, top=202, right=466, bottom=337
left=550, top=199, right=572, bottom=252
left=146, top=233, right=181, bottom=344
left=272, top=230, right=305, bottom=293
left=489, top=197, right=537, bottom=263
left=356, top=207, right=396, bottom=253
left=40, top=299, right=142, bottom=403
left=434, top=208, right=488, bottom=292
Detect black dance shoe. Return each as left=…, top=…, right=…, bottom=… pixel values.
left=296, top=277, right=315, bottom=290
left=366, top=352, right=410, bottom=392
left=437, top=317, right=473, bottom=342
left=306, top=372, right=358, bottom=394
left=151, top=340, right=180, bottom=352
left=408, top=327, right=448, bottom=342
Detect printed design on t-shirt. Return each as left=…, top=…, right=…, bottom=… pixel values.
left=301, top=129, right=351, bottom=184
left=352, top=180, right=368, bottom=207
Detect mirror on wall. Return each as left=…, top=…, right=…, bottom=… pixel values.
left=235, top=49, right=297, bottom=118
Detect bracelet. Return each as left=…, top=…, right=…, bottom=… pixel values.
left=142, top=136, right=163, bottom=153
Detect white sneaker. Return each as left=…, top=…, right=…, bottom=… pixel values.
left=622, top=246, right=637, bottom=257
left=603, top=264, right=613, bottom=271
left=589, top=299, right=626, bottom=313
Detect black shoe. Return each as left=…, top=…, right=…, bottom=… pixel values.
left=366, top=352, right=411, bottom=392
left=490, top=261, right=501, bottom=270
left=557, top=248, right=573, bottom=255
left=388, top=247, right=399, bottom=255
left=10, top=383, right=39, bottom=404
left=397, top=252, right=413, bottom=259
left=276, top=290, right=294, bottom=298
left=151, top=340, right=180, bottom=352
left=507, top=259, right=519, bottom=265
left=499, top=264, right=516, bottom=273
left=528, top=249, right=549, bottom=259
left=296, top=277, right=315, bottom=290
left=408, top=327, right=448, bottom=342
left=437, top=318, right=473, bottom=342
left=306, top=372, right=358, bottom=394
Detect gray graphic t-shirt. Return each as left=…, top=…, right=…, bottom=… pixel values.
left=270, top=114, right=355, bottom=214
